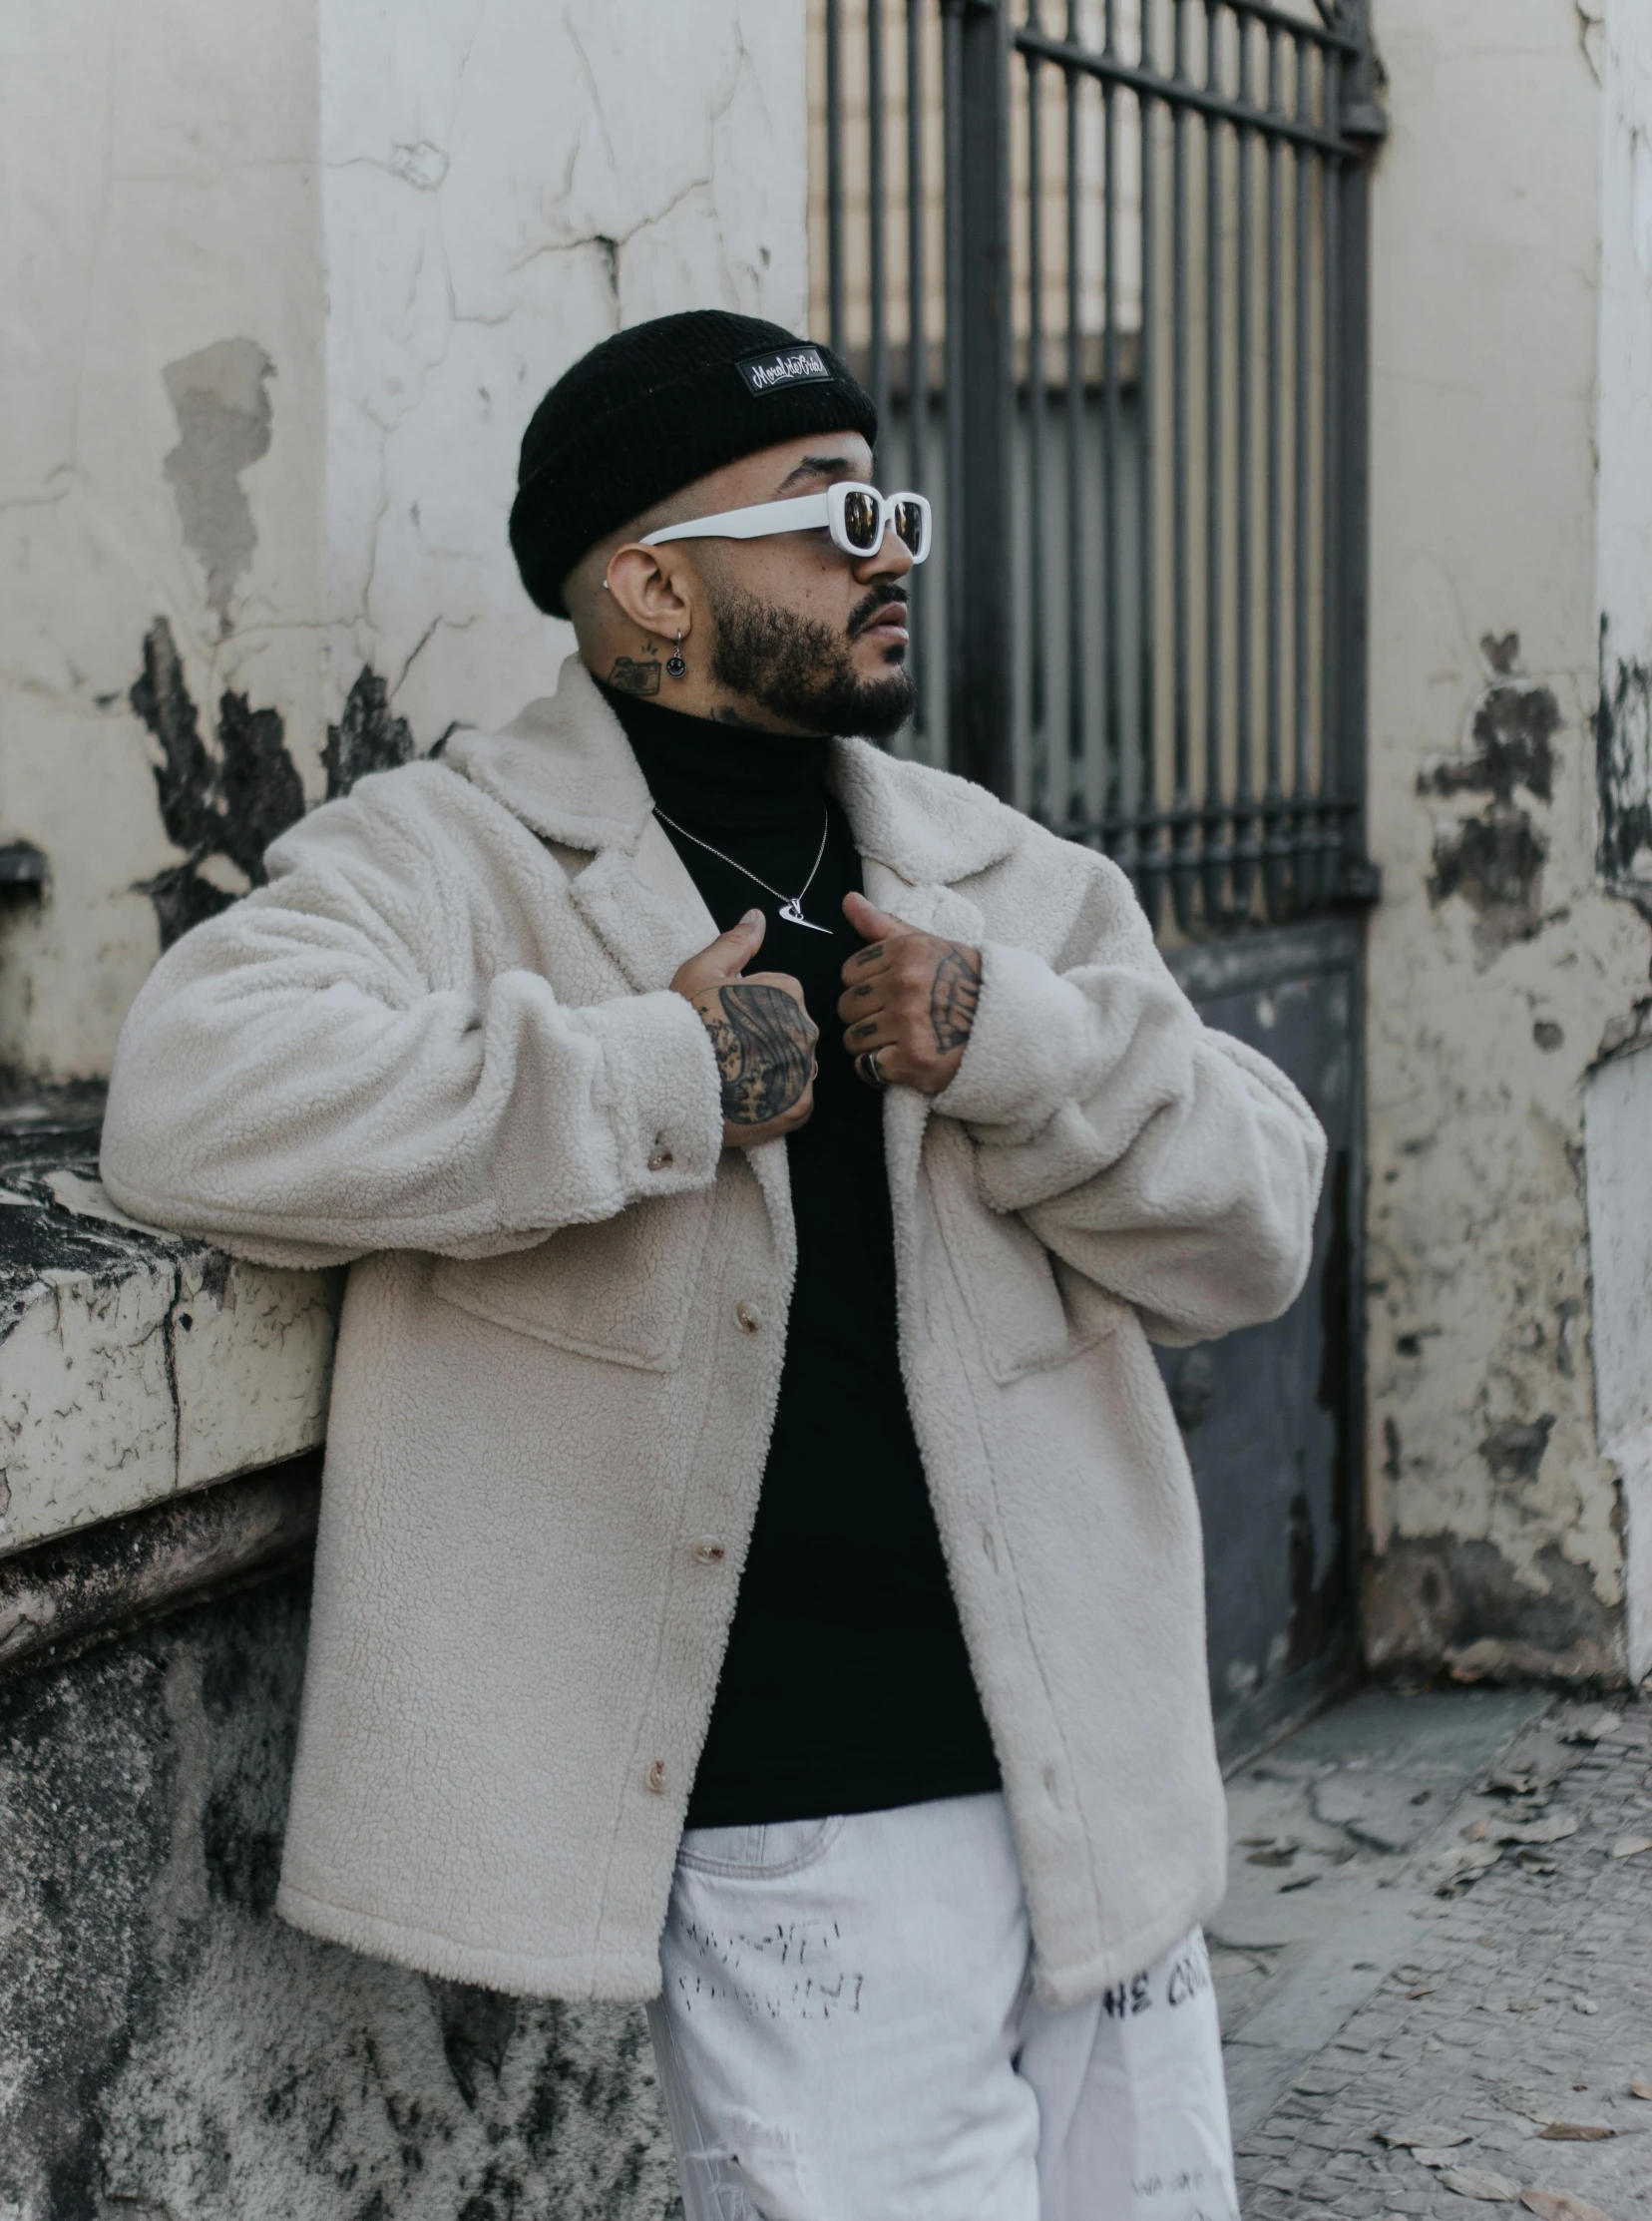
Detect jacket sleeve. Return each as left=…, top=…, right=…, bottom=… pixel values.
left=933, top=858, right=1327, bottom=1345
left=100, top=781, right=725, bottom=1271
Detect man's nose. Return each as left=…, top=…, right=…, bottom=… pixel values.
left=851, top=526, right=915, bottom=585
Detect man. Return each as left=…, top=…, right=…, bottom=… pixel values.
left=102, top=311, right=1325, bottom=2216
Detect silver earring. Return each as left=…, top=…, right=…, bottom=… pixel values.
left=666, top=632, right=687, bottom=679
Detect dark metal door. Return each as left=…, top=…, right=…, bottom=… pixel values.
left=815, top=0, right=1383, bottom=1754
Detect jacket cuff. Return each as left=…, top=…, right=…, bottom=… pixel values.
left=587, top=989, right=724, bottom=1198
left=933, top=940, right=1090, bottom=1133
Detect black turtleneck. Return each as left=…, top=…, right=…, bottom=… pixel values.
left=601, top=681, right=1000, bottom=1827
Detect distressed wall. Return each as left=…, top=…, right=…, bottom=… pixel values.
left=0, top=1572, right=678, bottom=2221
left=1583, top=0, right=1652, bottom=1683
left=1362, top=0, right=1652, bottom=1684
left=0, top=4, right=807, bottom=2210
left=0, top=0, right=806, bottom=1080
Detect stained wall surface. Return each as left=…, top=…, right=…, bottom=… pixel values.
left=0, top=1576, right=680, bottom=2221
left=1361, top=0, right=1652, bottom=1682
left=0, top=0, right=806, bottom=1080
left=0, top=6, right=807, bottom=2211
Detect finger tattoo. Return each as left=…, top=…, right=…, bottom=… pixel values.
left=929, top=945, right=982, bottom=1054
left=704, top=984, right=815, bottom=1123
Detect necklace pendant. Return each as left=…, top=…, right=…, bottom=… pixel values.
left=779, top=897, right=832, bottom=934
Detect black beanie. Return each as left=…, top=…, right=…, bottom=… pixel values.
left=509, top=311, right=879, bottom=619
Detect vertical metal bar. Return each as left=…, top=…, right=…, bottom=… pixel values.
left=827, top=0, right=846, bottom=355
left=1319, top=45, right=1342, bottom=899
left=1026, top=7, right=1048, bottom=814
left=943, top=1, right=967, bottom=767
left=906, top=0, right=930, bottom=749
left=869, top=0, right=891, bottom=449
left=1200, top=1, right=1227, bottom=925
left=1262, top=25, right=1288, bottom=922
left=1231, top=10, right=1258, bottom=915
left=1136, top=0, right=1163, bottom=926
left=1064, top=1, right=1085, bottom=831
left=948, top=0, right=1014, bottom=798
left=1101, top=0, right=1127, bottom=868
left=1335, top=0, right=1378, bottom=899
left=1168, top=0, right=1196, bottom=932
left=1291, top=34, right=1315, bottom=908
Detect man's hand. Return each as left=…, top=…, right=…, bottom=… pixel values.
left=836, top=891, right=982, bottom=1094
left=671, top=911, right=818, bottom=1148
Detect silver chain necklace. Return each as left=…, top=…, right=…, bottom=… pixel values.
left=651, top=803, right=833, bottom=934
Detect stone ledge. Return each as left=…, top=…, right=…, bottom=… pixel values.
left=0, top=1116, right=340, bottom=1560
left=0, top=1455, right=320, bottom=1681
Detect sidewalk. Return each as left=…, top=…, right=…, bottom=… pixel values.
left=1219, top=1686, right=1652, bottom=2221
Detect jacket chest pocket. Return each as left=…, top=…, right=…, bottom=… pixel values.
left=923, top=1119, right=1125, bottom=1384
left=430, top=1184, right=716, bottom=1371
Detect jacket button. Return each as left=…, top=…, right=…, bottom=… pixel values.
left=647, top=1143, right=675, bottom=1170
left=645, top=1759, right=667, bottom=1795
left=689, top=1538, right=727, bottom=1565
left=734, top=1300, right=761, bottom=1333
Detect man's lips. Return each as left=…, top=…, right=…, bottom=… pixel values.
left=862, top=606, right=910, bottom=642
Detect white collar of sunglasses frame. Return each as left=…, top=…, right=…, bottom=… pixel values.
left=640, top=481, right=932, bottom=565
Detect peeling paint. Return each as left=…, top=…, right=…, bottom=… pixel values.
left=1364, top=1536, right=1619, bottom=1683
left=1594, top=619, right=1652, bottom=911
left=1420, top=652, right=1561, bottom=965
left=129, top=618, right=306, bottom=948
left=323, top=666, right=417, bottom=800
left=1427, top=804, right=1548, bottom=959
left=162, top=339, right=275, bottom=637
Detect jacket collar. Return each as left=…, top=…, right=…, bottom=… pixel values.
left=445, top=655, right=1021, bottom=889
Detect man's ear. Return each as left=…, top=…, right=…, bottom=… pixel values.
left=605, top=542, right=697, bottom=642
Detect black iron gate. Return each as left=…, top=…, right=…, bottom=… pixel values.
left=815, top=0, right=1385, bottom=1755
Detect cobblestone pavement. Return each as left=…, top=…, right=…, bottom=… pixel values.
left=1232, top=1690, right=1652, bottom=2221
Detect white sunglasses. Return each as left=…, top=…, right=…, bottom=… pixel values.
left=640, top=481, right=932, bottom=565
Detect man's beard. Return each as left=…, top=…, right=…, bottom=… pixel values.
left=706, top=579, right=917, bottom=740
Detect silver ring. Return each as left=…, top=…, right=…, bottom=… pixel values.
left=855, top=1049, right=889, bottom=1091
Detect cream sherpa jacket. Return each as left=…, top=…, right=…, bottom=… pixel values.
left=101, top=655, right=1326, bottom=2009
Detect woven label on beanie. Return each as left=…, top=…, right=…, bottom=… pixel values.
left=736, top=345, right=833, bottom=396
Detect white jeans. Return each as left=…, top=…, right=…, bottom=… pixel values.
left=646, top=1792, right=1238, bottom=2221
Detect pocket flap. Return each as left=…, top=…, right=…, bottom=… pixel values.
left=430, top=1184, right=714, bottom=1372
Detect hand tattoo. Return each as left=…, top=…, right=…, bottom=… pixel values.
left=609, top=655, right=661, bottom=696
left=929, top=945, right=982, bottom=1053
left=702, top=983, right=815, bottom=1124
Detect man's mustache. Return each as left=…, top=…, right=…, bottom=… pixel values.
left=847, top=585, right=910, bottom=641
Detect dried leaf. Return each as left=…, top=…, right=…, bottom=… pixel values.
left=1561, top=1710, right=1623, bottom=1744
left=1382, top=2124, right=1470, bottom=2148
left=1463, top=1816, right=1491, bottom=1842
left=1609, top=1835, right=1652, bottom=1860
left=1405, top=1985, right=1437, bottom=1999
left=1519, top=2194, right=1617, bottom=2221
left=1278, top=1871, right=1319, bottom=1892
left=1246, top=1843, right=1299, bottom=1866
left=1497, top=1813, right=1579, bottom=1847
left=1538, top=2122, right=1614, bottom=2141
left=1422, top=1840, right=1502, bottom=1894
left=1440, top=2165, right=1521, bottom=2200
left=1414, top=2147, right=1463, bottom=2168
left=1629, top=2075, right=1652, bottom=2101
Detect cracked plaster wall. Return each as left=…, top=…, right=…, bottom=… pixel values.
left=1363, top=0, right=1652, bottom=1684
left=1583, top=0, right=1652, bottom=1682
left=0, top=0, right=807, bottom=1080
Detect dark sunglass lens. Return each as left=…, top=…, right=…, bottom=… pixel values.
left=842, top=489, right=880, bottom=551
left=893, top=499, right=924, bottom=555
